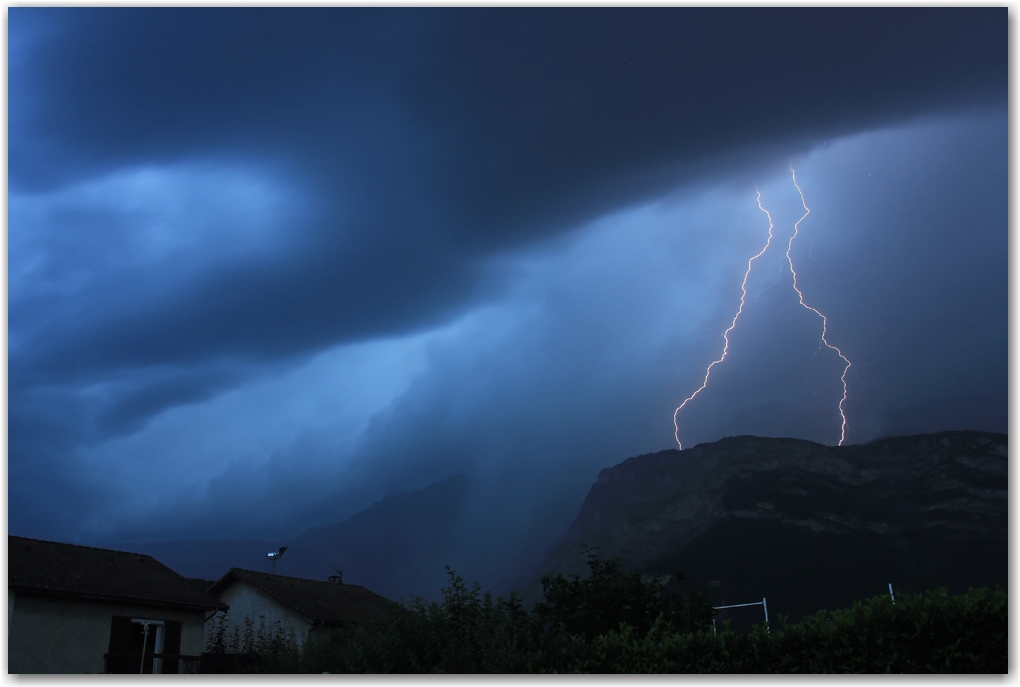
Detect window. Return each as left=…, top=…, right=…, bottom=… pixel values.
left=106, top=616, right=182, bottom=673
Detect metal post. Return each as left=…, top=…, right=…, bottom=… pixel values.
left=139, top=623, right=150, bottom=674
left=762, top=597, right=769, bottom=636
left=888, top=583, right=895, bottom=605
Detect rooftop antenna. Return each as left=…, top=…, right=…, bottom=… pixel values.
left=268, top=546, right=288, bottom=575
left=328, top=564, right=343, bottom=584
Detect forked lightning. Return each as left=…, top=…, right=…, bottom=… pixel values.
left=673, top=169, right=852, bottom=449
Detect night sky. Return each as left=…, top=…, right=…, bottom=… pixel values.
left=9, top=8, right=1007, bottom=592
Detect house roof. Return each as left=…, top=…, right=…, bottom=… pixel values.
left=210, top=568, right=400, bottom=627
left=8, top=535, right=226, bottom=612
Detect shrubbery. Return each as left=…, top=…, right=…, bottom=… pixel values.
left=529, top=585, right=1006, bottom=673
left=206, top=550, right=1007, bottom=674
left=534, top=548, right=714, bottom=640
left=203, top=613, right=302, bottom=673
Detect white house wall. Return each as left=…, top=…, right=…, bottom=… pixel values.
left=212, top=582, right=313, bottom=648
left=8, top=594, right=207, bottom=674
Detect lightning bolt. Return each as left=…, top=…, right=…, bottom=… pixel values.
left=787, top=167, right=852, bottom=445
left=673, top=189, right=777, bottom=450
left=673, top=170, right=853, bottom=449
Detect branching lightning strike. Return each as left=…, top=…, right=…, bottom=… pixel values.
left=672, top=169, right=853, bottom=450
left=672, top=189, right=777, bottom=450
left=787, top=168, right=852, bottom=445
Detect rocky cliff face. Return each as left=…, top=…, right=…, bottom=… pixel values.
left=540, top=431, right=1006, bottom=623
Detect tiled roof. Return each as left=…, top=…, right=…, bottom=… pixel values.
left=9, top=535, right=226, bottom=611
left=211, top=568, right=400, bottom=626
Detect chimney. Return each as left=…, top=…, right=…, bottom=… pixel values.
left=328, top=572, right=342, bottom=584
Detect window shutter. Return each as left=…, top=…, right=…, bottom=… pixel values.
left=107, top=616, right=133, bottom=653
left=162, top=621, right=183, bottom=674
left=106, top=616, right=135, bottom=673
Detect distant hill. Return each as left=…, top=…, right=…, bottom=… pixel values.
left=114, top=538, right=280, bottom=581
left=121, top=430, right=1008, bottom=619
left=283, top=474, right=471, bottom=599
left=120, top=475, right=471, bottom=601
left=531, top=431, right=1007, bottom=626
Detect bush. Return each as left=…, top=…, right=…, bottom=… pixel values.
left=322, top=568, right=534, bottom=673
left=203, top=613, right=301, bottom=673
left=216, top=552, right=1005, bottom=674
left=533, top=586, right=1007, bottom=674
left=534, top=546, right=714, bottom=640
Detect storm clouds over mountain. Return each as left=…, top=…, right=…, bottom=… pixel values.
left=9, top=8, right=1006, bottom=596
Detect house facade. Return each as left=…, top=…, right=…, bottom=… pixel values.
left=8, top=536, right=226, bottom=674
left=207, top=568, right=398, bottom=649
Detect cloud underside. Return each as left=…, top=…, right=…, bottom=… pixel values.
left=7, top=9, right=1006, bottom=591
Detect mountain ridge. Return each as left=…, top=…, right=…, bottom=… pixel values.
left=532, top=430, right=1007, bottom=623
left=114, top=430, right=1006, bottom=620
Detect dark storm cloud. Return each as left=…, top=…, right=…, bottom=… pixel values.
left=115, top=108, right=1005, bottom=600
left=10, top=8, right=1005, bottom=384
left=81, top=105, right=1004, bottom=571
left=8, top=386, right=117, bottom=539
left=8, top=8, right=1006, bottom=563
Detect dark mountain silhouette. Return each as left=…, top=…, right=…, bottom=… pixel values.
left=120, top=475, right=471, bottom=600
left=113, top=538, right=281, bottom=581
left=283, top=474, right=471, bottom=599
left=122, top=430, right=1006, bottom=619
left=532, top=431, right=1007, bottom=627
